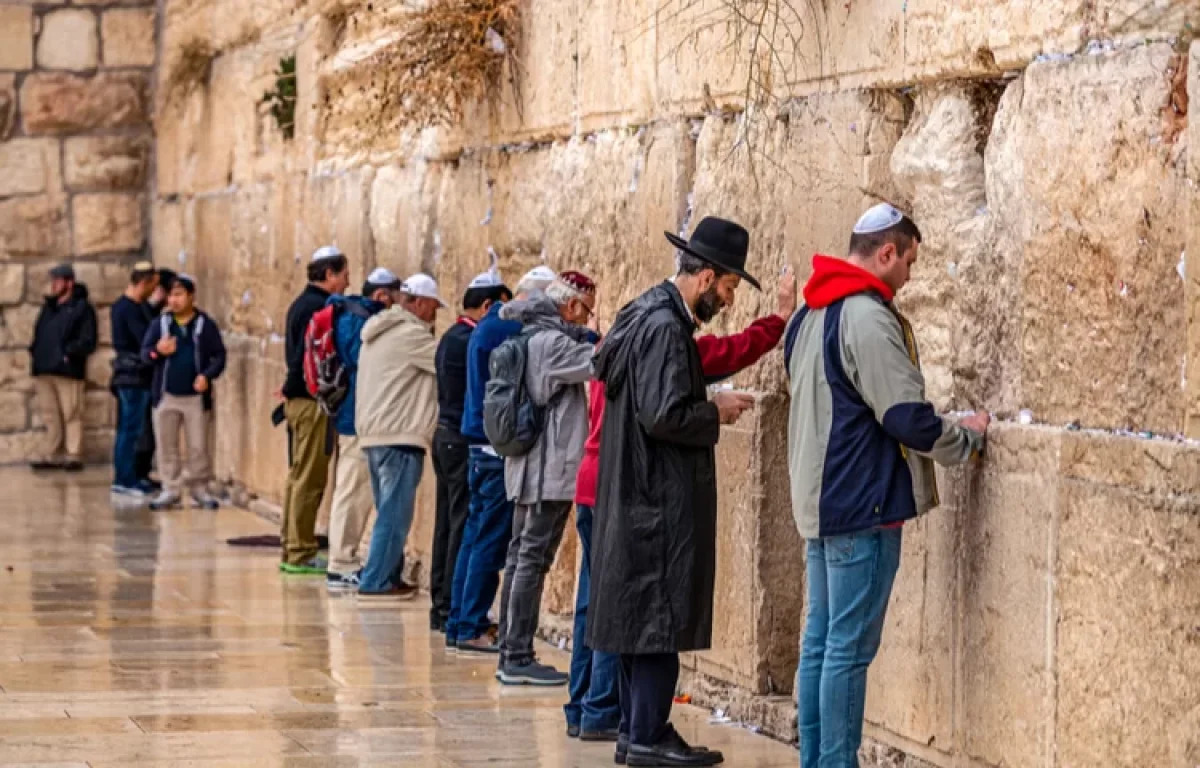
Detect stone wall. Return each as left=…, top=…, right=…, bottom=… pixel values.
left=0, top=0, right=157, bottom=460
left=10, top=0, right=1195, bottom=763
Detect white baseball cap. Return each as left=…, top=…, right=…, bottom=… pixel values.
left=401, top=273, right=448, bottom=308
left=365, top=267, right=401, bottom=288
left=468, top=269, right=504, bottom=288
left=520, top=265, right=557, bottom=284
left=852, top=203, right=905, bottom=235
left=311, top=245, right=344, bottom=262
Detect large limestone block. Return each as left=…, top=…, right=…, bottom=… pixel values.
left=576, top=0, right=657, bottom=131
left=987, top=44, right=1186, bottom=434
left=0, top=6, right=34, bottom=70
left=0, top=391, right=29, bottom=433
left=0, top=74, right=16, bottom=141
left=187, top=53, right=256, bottom=194
left=192, top=194, right=234, bottom=325
left=64, top=136, right=151, bottom=191
left=73, top=194, right=144, bottom=255
left=85, top=347, right=115, bottom=389
left=21, top=72, right=150, bottom=135
left=0, top=196, right=70, bottom=261
left=1055, top=432, right=1200, bottom=767
left=0, top=304, right=38, bottom=349
left=369, top=164, right=441, bottom=282
left=0, top=350, right=31, bottom=391
left=891, top=85, right=1002, bottom=413
left=152, top=200, right=186, bottom=268
left=100, top=8, right=157, bottom=68
left=72, top=261, right=134, bottom=306
left=495, top=0, right=578, bottom=141
left=0, top=432, right=42, bottom=465
left=213, top=339, right=288, bottom=503
left=296, top=169, right=376, bottom=284
left=83, top=389, right=114, bottom=428
left=0, top=139, right=62, bottom=198
left=37, top=10, right=100, bottom=71
left=0, top=266, right=24, bottom=306
left=958, top=425, right=1060, bottom=766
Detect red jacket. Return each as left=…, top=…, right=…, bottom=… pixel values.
left=574, top=314, right=786, bottom=507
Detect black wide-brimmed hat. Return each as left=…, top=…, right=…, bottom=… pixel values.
left=665, top=217, right=761, bottom=291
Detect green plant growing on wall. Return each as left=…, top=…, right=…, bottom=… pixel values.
left=262, top=55, right=297, bottom=140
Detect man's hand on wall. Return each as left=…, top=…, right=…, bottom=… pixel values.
left=776, top=266, right=798, bottom=320
left=714, top=391, right=755, bottom=424
left=960, top=411, right=991, bottom=434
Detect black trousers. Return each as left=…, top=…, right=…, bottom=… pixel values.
left=133, top=398, right=155, bottom=481
left=430, top=427, right=471, bottom=621
left=618, top=652, right=680, bottom=746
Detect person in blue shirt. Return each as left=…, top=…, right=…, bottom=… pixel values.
left=325, top=268, right=402, bottom=592
left=446, top=265, right=557, bottom=653
left=140, top=275, right=226, bottom=511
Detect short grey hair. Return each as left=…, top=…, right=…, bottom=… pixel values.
left=544, top=279, right=583, bottom=306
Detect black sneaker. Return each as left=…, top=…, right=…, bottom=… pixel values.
left=30, top=460, right=60, bottom=471
left=498, top=660, right=568, bottom=687
left=326, top=570, right=361, bottom=592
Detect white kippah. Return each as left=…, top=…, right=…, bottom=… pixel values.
left=853, top=203, right=904, bottom=235
left=366, top=267, right=399, bottom=286
left=468, top=270, right=503, bottom=288
left=520, top=265, right=557, bottom=284
left=311, top=245, right=343, bottom=262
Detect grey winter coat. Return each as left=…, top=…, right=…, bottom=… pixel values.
left=499, top=296, right=596, bottom=504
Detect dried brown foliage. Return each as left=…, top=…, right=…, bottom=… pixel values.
left=367, top=0, right=520, bottom=130
left=163, top=39, right=216, bottom=107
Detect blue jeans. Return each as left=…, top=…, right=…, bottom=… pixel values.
left=358, top=446, right=425, bottom=594
left=565, top=505, right=621, bottom=731
left=446, top=448, right=513, bottom=642
left=113, top=388, right=151, bottom=487
left=797, top=528, right=902, bottom=768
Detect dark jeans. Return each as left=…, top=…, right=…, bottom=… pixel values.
left=618, top=652, right=680, bottom=747
left=430, top=427, right=471, bottom=623
left=134, top=396, right=155, bottom=481
left=113, top=388, right=151, bottom=487
left=565, top=504, right=621, bottom=730
left=358, top=445, right=425, bottom=594
left=498, top=499, right=571, bottom=666
left=447, top=448, right=513, bottom=643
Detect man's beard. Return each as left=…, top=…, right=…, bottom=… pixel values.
left=694, top=285, right=723, bottom=324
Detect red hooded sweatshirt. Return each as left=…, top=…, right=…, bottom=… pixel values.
left=803, top=254, right=894, bottom=308
left=574, top=314, right=786, bottom=507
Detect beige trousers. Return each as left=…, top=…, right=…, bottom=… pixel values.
left=34, top=375, right=85, bottom=461
left=327, top=435, right=376, bottom=575
left=153, top=393, right=210, bottom=494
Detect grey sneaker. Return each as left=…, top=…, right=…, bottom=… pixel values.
left=111, top=484, right=147, bottom=499
left=326, top=570, right=361, bottom=591
left=498, top=660, right=568, bottom=687
left=191, top=491, right=220, bottom=510
left=148, top=490, right=182, bottom=510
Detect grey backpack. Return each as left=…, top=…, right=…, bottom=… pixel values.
left=482, top=329, right=545, bottom=458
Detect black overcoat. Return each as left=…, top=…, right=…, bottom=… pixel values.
left=586, top=281, right=721, bottom=654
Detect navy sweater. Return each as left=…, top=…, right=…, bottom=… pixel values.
left=460, top=302, right=521, bottom=444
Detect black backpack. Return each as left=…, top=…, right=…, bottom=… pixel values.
left=483, top=328, right=545, bottom=457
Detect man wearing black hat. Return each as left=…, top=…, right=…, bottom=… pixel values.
left=588, top=218, right=758, bottom=767
left=29, top=264, right=97, bottom=472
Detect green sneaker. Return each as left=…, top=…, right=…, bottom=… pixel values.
left=279, top=557, right=328, bottom=575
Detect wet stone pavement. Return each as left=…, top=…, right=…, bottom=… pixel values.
left=0, top=468, right=798, bottom=767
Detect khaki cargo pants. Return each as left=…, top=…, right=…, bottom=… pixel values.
left=282, top=398, right=332, bottom=566
left=34, top=375, right=85, bottom=462
left=152, top=393, right=210, bottom=495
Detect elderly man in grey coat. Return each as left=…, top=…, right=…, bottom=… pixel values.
left=496, top=270, right=599, bottom=687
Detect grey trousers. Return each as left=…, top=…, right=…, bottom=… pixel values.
left=498, top=499, right=571, bottom=666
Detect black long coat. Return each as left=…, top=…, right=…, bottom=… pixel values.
left=30, top=283, right=97, bottom=380
left=586, top=281, right=721, bottom=655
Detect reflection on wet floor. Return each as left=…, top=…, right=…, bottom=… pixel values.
left=0, top=468, right=798, bottom=767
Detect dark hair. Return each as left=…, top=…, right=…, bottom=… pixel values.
left=676, top=251, right=729, bottom=279
left=462, top=284, right=512, bottom=310
left=130, top=267, right=157, bottom=285
left=158, top=268, right=177, bottom=287
left=307, top=254, right=349, bottom=283
left=171, top=276, right=196, bottom=295
left=847, top=216, right=923, bottom=260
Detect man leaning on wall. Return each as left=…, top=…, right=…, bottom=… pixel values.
left=784, top=203, right=990, bottom=768
left=279, top=246, right=350, bottom=575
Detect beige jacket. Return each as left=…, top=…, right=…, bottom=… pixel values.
left=354, top=305, right=438, bottom=450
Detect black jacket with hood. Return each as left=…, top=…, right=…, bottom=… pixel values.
left=586, top=281, right=722, bottom=655
left=30, top=283, right=98, bottom=380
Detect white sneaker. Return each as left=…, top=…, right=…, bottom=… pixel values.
left=110, top=484, right=146, bottom=499
left=148, top=490, right=181, bottom=510
left=191, top=491, right=220, bottom=510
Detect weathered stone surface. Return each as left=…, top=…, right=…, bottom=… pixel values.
left=85, top=347, right=115, bottom=389
left=0, top=196, right=70, bottom=262
left=0, top=74, right=16, bottom=141
left=37, top=10, right=100, bottom=71
left=0, top=139, right=62, bottom=199
left=986, top=45, right=1186, bottom=433
left=1055, top=432, right=1200, bottom=767
left=64, top=136, right=152, bottom=191
left=576, top=0, right=657, bottom=131
left=101, top=8, right=157, bottom=68
left=368, top=164, right=440, bottom=283
left=72, top=261, right=136, bottom=306
left=83, top=389, right=115, bottom=429
left=0, top=304, right=40, bottom=349
left=0, top=350, right=33, bottom=392
left=73, top=194, right=144, bottom=255
left=0, top=266, right=24, bottom=307
left=212, top=337, right=289, bottom=504
left=0, top=432, right=42, bottom=465
left=0, top=391, right=30, bottom=433
left=21, top=72, right=150, bottom=136
left=0, top=6, right=34, bottom=71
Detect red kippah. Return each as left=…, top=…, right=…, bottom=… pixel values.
left=558, top=270, right=596, bottom=295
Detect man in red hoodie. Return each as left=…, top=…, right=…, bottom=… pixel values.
left=565, top=270, right=798, bottom=750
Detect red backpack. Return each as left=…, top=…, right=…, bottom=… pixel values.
left=303, top=302, right=369, bottom=415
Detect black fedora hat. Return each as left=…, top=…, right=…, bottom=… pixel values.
left=665, top=217, right=761, bottom=291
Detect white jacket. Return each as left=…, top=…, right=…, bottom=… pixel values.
left=354, top=306, right=438, bottom=450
